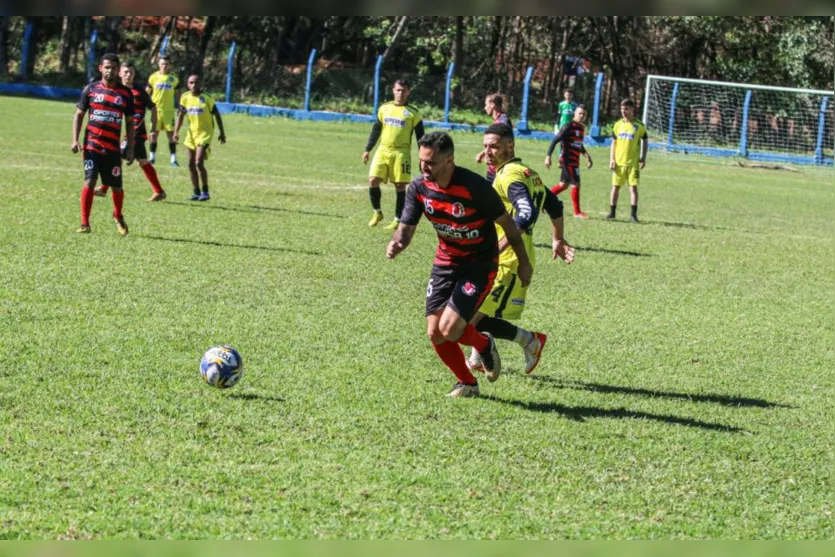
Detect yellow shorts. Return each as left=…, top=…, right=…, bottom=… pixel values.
left=477, top=264, right=528, bottom=321
left=369, top=148, right=411, bottom=184
left=612, top=164, right=640, bottom=187
left=156, top=111, right=176, bottom=132
left=184, top=133, right=211, bottom=159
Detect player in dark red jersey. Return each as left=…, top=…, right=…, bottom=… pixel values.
left=544, top=105, right=593, bottom=219
left=475, top=93, right=513, bottom=182
left=94, top=61, right=167, bottom=202
left=71, top=53, right=135, bottom=235
left=387, top=131, right=533, bottom=398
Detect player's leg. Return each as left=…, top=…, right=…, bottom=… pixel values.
left=387, top=151, right=411, bottom=229
left=78, top=152, right=99, bottom=233
left=569, top=168, right=587, bottom=219
left=608, top=166, right=626, bottom=219
left=149, top=113, right=162, bottom=163
left=196, top=145, right=210, bottom=201
left=629, top=167, right=640, bottom=222
left=551, top=166, right=571, bottom=195
left=101, top=154, right=127, bottom=235
left=386, top=182, right=407, bottom=230
left=186, top=147, right=201, bottom=200
left=367, top=175, right=384, bottom=226
left=166, top=128, right=178, bottom=167
left=134, top=140, right=165, bottom=201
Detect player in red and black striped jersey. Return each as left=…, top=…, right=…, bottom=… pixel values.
left=71, top=53, right=135, bottom=235
left=387, top=131, right=533, bottom=398
left=475, top=93, right=514, bottom=182
left=94, top=61, right=167, bottom=202
left=545, top=105, right=593, bottom=219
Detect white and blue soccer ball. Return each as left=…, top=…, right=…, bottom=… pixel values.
left=199, top=345, right=244, bottom=389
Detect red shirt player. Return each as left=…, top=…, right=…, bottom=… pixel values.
left=544, top=104, right=593, bottom=219
left=71, top=53, right=135, bottom=235
left=476, top=93, right=513, bottom=182
left=387, top=131, right=533, bottom=398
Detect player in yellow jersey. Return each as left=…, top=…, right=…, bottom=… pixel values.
left=174, top=74, right=226, bottom=201
left=362, top=79, right=425, bottom=229
left=468, top=123, right=575, bottom=375
left=607, top=98, right=648, bottom=222
left=146, top=55, right=180, bottom=167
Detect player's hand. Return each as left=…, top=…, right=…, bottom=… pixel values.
left=475, top=151, right=485, bottom=164
left=586, top=158, right=593, bottom=169
left=386, top=240, right=405, bottom=259
left=544, top=155, right=552, bottom=170
left=609, top=160, right=616, bottom=171
left=125, top=148, right=135, bottom=165
left=149, top=131, right=157, bottom=143
left=173, top=133, right=179, bottom=144
left=362, top=151, right=370, bottom=164
left=219, top=133, right=227, bottom=145
left=517, top=260, right=533, bottom=287
left=639, top=159, right=646, bottom=170
left=71, top=141, right=80, bottom=154
left=553, top=239, right=575, bottom=264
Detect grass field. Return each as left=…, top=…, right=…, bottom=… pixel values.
left=0, top=95, right=833, bottom=539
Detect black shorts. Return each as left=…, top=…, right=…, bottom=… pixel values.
left=83, top=150, right=123, bottom=189
left=121, top=139, right=148, bottom=161
left=425, top=263, right=497, bottom=322
left=560, top=165, right=581, bottom=185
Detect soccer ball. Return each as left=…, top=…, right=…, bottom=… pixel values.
left=199, top=345, right=244, bottom=389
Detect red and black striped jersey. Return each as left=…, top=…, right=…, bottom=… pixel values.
left=401, top=166, right=506, bottom=268
left=77, top=81, right=134, bottom=155
left=128, top=85, right=154, bottom=142
left=551, top=121, right=585, bottom=167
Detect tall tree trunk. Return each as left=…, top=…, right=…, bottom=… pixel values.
left=0, top=16, right=8, bottom=76
left=196, top=15, right=217, bottom=71
left=150, top=16, right=173, bottom=61
left=183, top=16, right=193, bottom=62
left=380, top=16, right=407, bottom=66
left=106, top=16, right=122, bottom=54
left=554, top=21, right=572, bottom=98
left=453, top=16, right=464, bottom=79
left=59, top=16, right=72, bottom=73
left=544, top=18, right=558, bottom=99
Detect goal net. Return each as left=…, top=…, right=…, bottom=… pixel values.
left=643, top=75, right=834, bottom=166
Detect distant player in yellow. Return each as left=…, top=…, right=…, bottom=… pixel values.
left=362, top=79, right=425, bottom=229
left=607, top=98, right=648, bottom=222
left=468, top=123, right=575, bottom=376
left=174, top=74, right=226, bottom=201
left=146, top=55, right=180, bottom=166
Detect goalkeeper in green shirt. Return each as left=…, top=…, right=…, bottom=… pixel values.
left=555, top=89, right=577, bottom=133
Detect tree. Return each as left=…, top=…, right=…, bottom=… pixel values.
left=0, top=16, right=8, bottom=76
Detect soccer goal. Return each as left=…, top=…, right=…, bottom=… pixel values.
left=642, top=75, right=834, bottom=166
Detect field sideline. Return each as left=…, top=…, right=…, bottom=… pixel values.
left=0, top=95, right=832, bottom=539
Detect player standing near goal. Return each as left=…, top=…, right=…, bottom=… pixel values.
left=468, top=123, right=575, bottom=376
left=174, top=74, right=227, bottom=201
left=544, top=105, right=593, bottom=219
left=362, top=79, right=425, bottom=229
left=387, top=131, right=533, bottom=398
left=146, top=55, right=180, bottom=167
left=475, top=93, right=513, bottom=182
left=556, top=89, right=577, bottom=133
left=608, top=98, right=647, bottom=222
left=95, top=61, right=167, bottom=202
left=71, top=53, right=134, bottom=235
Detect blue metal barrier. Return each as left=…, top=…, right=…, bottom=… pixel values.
left=738, top=90, right=753, bottom=157
left=443, top=62, right=455, bottom=124
left=20, top=23, right=34, bottom=81
left=303, top=48, right=317, bottom=112
left=517, top=66, right=534, bottom=132
left=372, top=55, right=384, bottom=116
left=589, top=72, right=605, bottom=137
left=667, top=82, right=680, bottom=148
left=225, top=41, right=236, bottom=103
left=86, top=30, right=98, bottom=82
left=814, top=96, right=829, bottom=165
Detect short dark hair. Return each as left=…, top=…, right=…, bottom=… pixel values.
left=576, top=103, right=586, bottom=110
left=487, top=93, right=504, bottom=109
left=418, top=131, right=454, bottom=155
left=394, top=78, right=411, bottom=88
left=620, top=98, right=636, bottom=108
left=484, top=123, right=514, bottom=140
left=159, top=54, right=170, bottom=61
left=101, top=53, right=120, bottom=65
left=564, top=89, right=573, bottom=95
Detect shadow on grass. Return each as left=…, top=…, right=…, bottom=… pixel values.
left=227, top=392, right=285, bottom=403
left=535, top=243, right=652, bottom=257
left=485, top=394, right=744, bottom=433
left=166, top=201, right=345, bottom=219
left=603, top=218, right=746, bottom=233
left=138, top=234, right=323, bottom=256
left=528, top=377, right=792, bottom=409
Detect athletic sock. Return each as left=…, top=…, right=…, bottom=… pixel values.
left=551, top=183, right=569, bottom=195
left=202, top=184, right=209, bottom=194
left=631, top=204, right=638, bottom=219
left=369, top=187, right=382, bottom=211
left=432, top=341, right=477, bottom=385
left=458, top=324, right=489, bottom=353
left=609, top=205, right=617, bottom=217
left=141, top=164, right=164, bottom=194
left=395, top=189, right=406, bottom=221
left=111, top=190, right=124, bottom=218
left=513, top=327, right=534, bottom=348
left=80, top=186, right=95, bottom=226
left=150, top=141, right=157, bottom=154
left=169, top=142, right=177, bottom=155
left=476, top=316, right=518, bottom=342
left=570, top=186, right=581, bottom=214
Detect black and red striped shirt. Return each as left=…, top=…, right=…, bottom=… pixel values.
left=128, top=85, right=154, bottom=142
left=77, top=81, right=134, bottom=155
left=401, top=166, right=506, bottom=268
left=547, top=121, right=586, bottom=167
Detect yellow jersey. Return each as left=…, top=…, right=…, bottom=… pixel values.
left=147, top=71, right=179, bottom=113
left=376, top=102, right=422, bottom=151
left=179, top=91, right=216, bottom=145
left=492, top=158, right=547, bottom=269
left=612, top=118, right=647, bottom=167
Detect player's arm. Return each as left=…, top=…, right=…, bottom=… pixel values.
left=123, top=93, right=135, bottom=164
left=495, top=212, right=533, bottom=286
left=149, top=104, right=158, bottom=143
left=542, top=188, right=574, bottom=264
left=580, top=144, right=593, bottom=169
left=387, top=224, right=416, bottom=259
left=609, top=134, right=617, bottom=170
left=545, top=123, right=569, bottom=169
left=639, top=135, right=648, bottom=169
left=212, top=104, right=226, bottom=144
left=387, top=181, right=421, bottom=259
left=173, top=105, right=186, bottom=143
left=71, top=108, right=86, bottom=153
left=414, top=120, right=425, bottom=142
left=502, top=182, right=538, bottom=252
left=363, top=119, right=382, bottom=164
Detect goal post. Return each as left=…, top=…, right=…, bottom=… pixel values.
left=643, top=75, right=834, bottom=166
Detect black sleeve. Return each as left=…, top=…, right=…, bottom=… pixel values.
left=140, top=89, right=154, bottom=113
left=365, top=121, right=383, bottom=152
left=414, top=120, right=425, bottom=142
left=122, top=89, right=134, bottom=120
left=542, top=187, right=564, bottom=220
left=507, top=182, right=539, bottom=231
left=546, top=123, right=570, bottom=156
left=399, top=180, right=423, bottom=226
left=479, top=179, right=507, bottom=222
left=77, top=85, right=90, bottom=111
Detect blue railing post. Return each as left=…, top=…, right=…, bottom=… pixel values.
left=517, top=66, right=534, bottom=132
left=814, top=96, right=829, bottom=165
left=303, top=48, right=317, bottom=112
left=160, top=35, right=170, bottom=57
left=589, top=72, right=605, bottom=137
left=667, top=82, right=680, bottom=148
left=225, top=41, right=236, bottom=103
left=738, top=90, right=753, bottom=157
left=86, top=29, right=98, bottom=83
left=373, top=54, right=384, bottom=116
left=443, top=61, right=455, bottom=124
left=20, top=22, right=34, bottom=81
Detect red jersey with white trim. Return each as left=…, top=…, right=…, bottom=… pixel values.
left=77, top=81, right=134, bottom=155
left=400, top=166, right=506, bottom=268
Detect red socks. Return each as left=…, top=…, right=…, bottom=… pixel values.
left=141, top=163, right=164, bottom=194
left=458, top=324, right=489, bottom=353
left=551, top=183, right=569, bottom=195
left=570, top=186, right=581, bottom=215
left=432, top=341, right=477, bottom=385
left=112, top=190, right=124, bottom=218
left=80, top=186, right=95, bottom=226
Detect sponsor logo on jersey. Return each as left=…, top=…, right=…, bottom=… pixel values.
left=451, top=202, right=465, bottom=217
left=383, top=117, right=405, bottom=127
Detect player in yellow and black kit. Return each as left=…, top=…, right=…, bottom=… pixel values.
left=174, top=74, right=226, bottom=201
left=608, top=98, right=648, bottom=222
left=468, top=123, right=575, bottom=376
left=362, top=79, right=425, bottom=229
left=146, top=55, right=180, bottom=166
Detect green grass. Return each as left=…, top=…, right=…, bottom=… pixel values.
left=0, top=96, right=833, bottom=539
